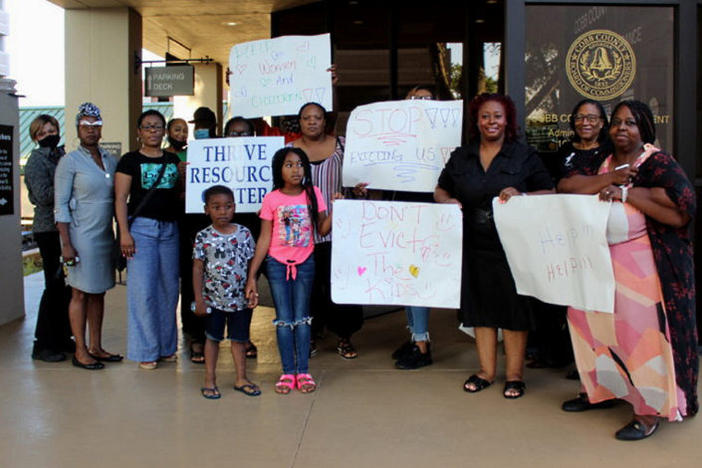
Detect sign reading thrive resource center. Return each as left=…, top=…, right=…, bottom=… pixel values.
left=331, top=200, right=463, bottom=308
left=493, top=194, right=614, bottom=313
left=229, top=34, right=332, bottom=118
left=342, top=100, right=462, bottom=192
left=185, top=137, right=284, bottom=213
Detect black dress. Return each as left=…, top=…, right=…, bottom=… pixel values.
left=437, top=141, right=553, bottom=330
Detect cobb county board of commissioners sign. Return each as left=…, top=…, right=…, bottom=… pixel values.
left=566, top=29, right=636, bottom=101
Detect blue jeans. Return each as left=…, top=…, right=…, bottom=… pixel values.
left=406, top=306, right=430, bottom=342
left=266, top=255, right=315, bottom=374
left=126, top=218, right=179, bottom=362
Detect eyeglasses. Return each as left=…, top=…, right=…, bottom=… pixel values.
left=140, top=125, right=164, bottom=132
left=410, top=96, right=433, bottom=100
left=78, top=120, right=103, bottom=127
left=574, top=114, right=602, bottom=123
left=228, top=131, right=252, bottom=137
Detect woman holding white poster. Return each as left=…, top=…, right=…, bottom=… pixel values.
left=434, top=93, right=553, bottom=399
left=559, top=100, right=697, bottom=441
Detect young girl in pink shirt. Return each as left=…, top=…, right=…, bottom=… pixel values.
left=246, top=148, right=337, bottom=394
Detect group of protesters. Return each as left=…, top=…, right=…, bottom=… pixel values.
left=24, top=75, right=697, bottom=439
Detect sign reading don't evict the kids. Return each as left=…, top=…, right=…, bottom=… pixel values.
left=185, top=136, right=285, bottom=213
left=331, top=200, right=463, bottom=308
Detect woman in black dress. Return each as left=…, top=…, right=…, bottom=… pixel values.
left=434, top=93, right=553, bottom=398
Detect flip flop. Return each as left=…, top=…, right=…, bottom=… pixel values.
left=234, top=383, right=261, bottom=397
left=200, top=386, right=221, bottom=400
left=245, top=342, right=258, bottom=359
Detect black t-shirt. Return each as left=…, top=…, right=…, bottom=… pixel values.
left=116, top=150, right=181, bottom=221
left=555, top=140, right=611, bottom=182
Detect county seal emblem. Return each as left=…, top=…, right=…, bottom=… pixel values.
left=565, top=29, right=636, bottom=101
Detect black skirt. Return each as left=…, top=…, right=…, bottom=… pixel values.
left=459, top=215, right=534, bottom=331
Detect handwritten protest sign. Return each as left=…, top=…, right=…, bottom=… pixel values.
left=331, top=200, right=463, bottom=308
left=342, top=100, right=462, bottom=192
left=229, top=34, right=332, bottom=118
left=493, top=194, right=614, bottom=313
left=185, top=137, right=284, bottom=213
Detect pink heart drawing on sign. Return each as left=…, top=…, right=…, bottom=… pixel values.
left=357, top=267, right=367, bottom=276
left=236, top=64, right=247, bottom=75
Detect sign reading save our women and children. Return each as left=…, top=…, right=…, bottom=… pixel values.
left=185, top=137, right=285, bottom=213
left=229, top=34, right=333, bottom=118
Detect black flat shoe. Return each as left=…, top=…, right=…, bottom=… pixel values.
left=72, top=356, right=104, bottom=370
left=615, top=419, right=660, bottom=441
left=32, top=349, right=66, bottom=363
left=89, top=352, right=124, bottom=362
left=391, top=340, right=413, bottom=360
left=562, top=393, right=616, bottom=412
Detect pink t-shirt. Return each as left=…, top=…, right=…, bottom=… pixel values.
left=260, top=186, right=327, bottom=267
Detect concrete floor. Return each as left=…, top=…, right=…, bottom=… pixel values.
left=1, top=274, right=701, bottom=468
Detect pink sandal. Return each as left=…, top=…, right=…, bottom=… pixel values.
left=296, top=373, right=317, bottom=393
left=275, top=374, right=296, bottom=394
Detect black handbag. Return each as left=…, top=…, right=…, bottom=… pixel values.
left=114, top=162, right=168, bottom=271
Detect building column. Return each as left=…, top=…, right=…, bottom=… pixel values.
left=173, top=62, right=223, bottom=135
left=65, top=7, right=142, bottom=155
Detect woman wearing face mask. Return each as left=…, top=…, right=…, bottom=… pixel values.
left=54, top=103, right=121, bottom=369
left=164, top=118, right=188, bottom=159
left=166, top=116, right=208, bottom=364
left=24, top=115, right=74, bottom=362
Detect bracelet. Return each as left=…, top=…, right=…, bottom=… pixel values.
left=620, top=185, right=628, bottom=203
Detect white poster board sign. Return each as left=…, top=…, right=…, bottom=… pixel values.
left=185, top=137, right=284, bottom=213
left=342, top=100, right=462, bottom=192
left=493, top=194, right=614, bottom=313
left=228, top=33, right=332, bottom=118
left=331, top=200, right=463, bottom=308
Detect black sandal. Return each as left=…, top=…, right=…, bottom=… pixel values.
left=503, top=380, right=526, bottom=399
left=463, top=374, right=492, bottom=393
left=337, top=339, right=358, bottom=359
left=190, top=343, right=205, bottom=364
left=245, top=341, right=258, bottom=359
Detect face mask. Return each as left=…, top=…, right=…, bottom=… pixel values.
left=38, top=134, right=60, bottom=148
left=194, top=129, right=210, bottom=140
left=167, top=137, right=187, bottom=151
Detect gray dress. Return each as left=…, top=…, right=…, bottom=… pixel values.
left=54, top=146, right=117, bottom=293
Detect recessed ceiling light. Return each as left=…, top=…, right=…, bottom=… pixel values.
left=475, top=18, right=485, bottom=24
left=223, top=22, right=238, bottom=26
left=353, top=20, right=364, bottom=25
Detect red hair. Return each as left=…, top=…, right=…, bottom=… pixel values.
left=468, top=93, right=519, bottom=143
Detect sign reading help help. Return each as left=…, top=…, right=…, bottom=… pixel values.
left=331, top=200, right=463, bottom=308
left=185, top=136, right=285, bottom=213
left=229, top=34, right=332, bottom=118
left=342, top=100, right=462, bottom=192
left=493, top=194, right=614, bottom=313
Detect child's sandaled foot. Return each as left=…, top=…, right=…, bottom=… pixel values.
left=503, top=380, right=526, bottom=399
left=337, top=339, right=358, bottom=359
left=296, top=373, right=317, bottom=393
left=245, top=341, right=258, bottom=359
left=275, top=374, right=296, bottom=394
left=463, top=374, right=493, bottom=393
left=190, top=343, right=205, bottom=364
left=200, top=386, right=221, bottom=399
left=234, top=382, right=261, bottom=397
